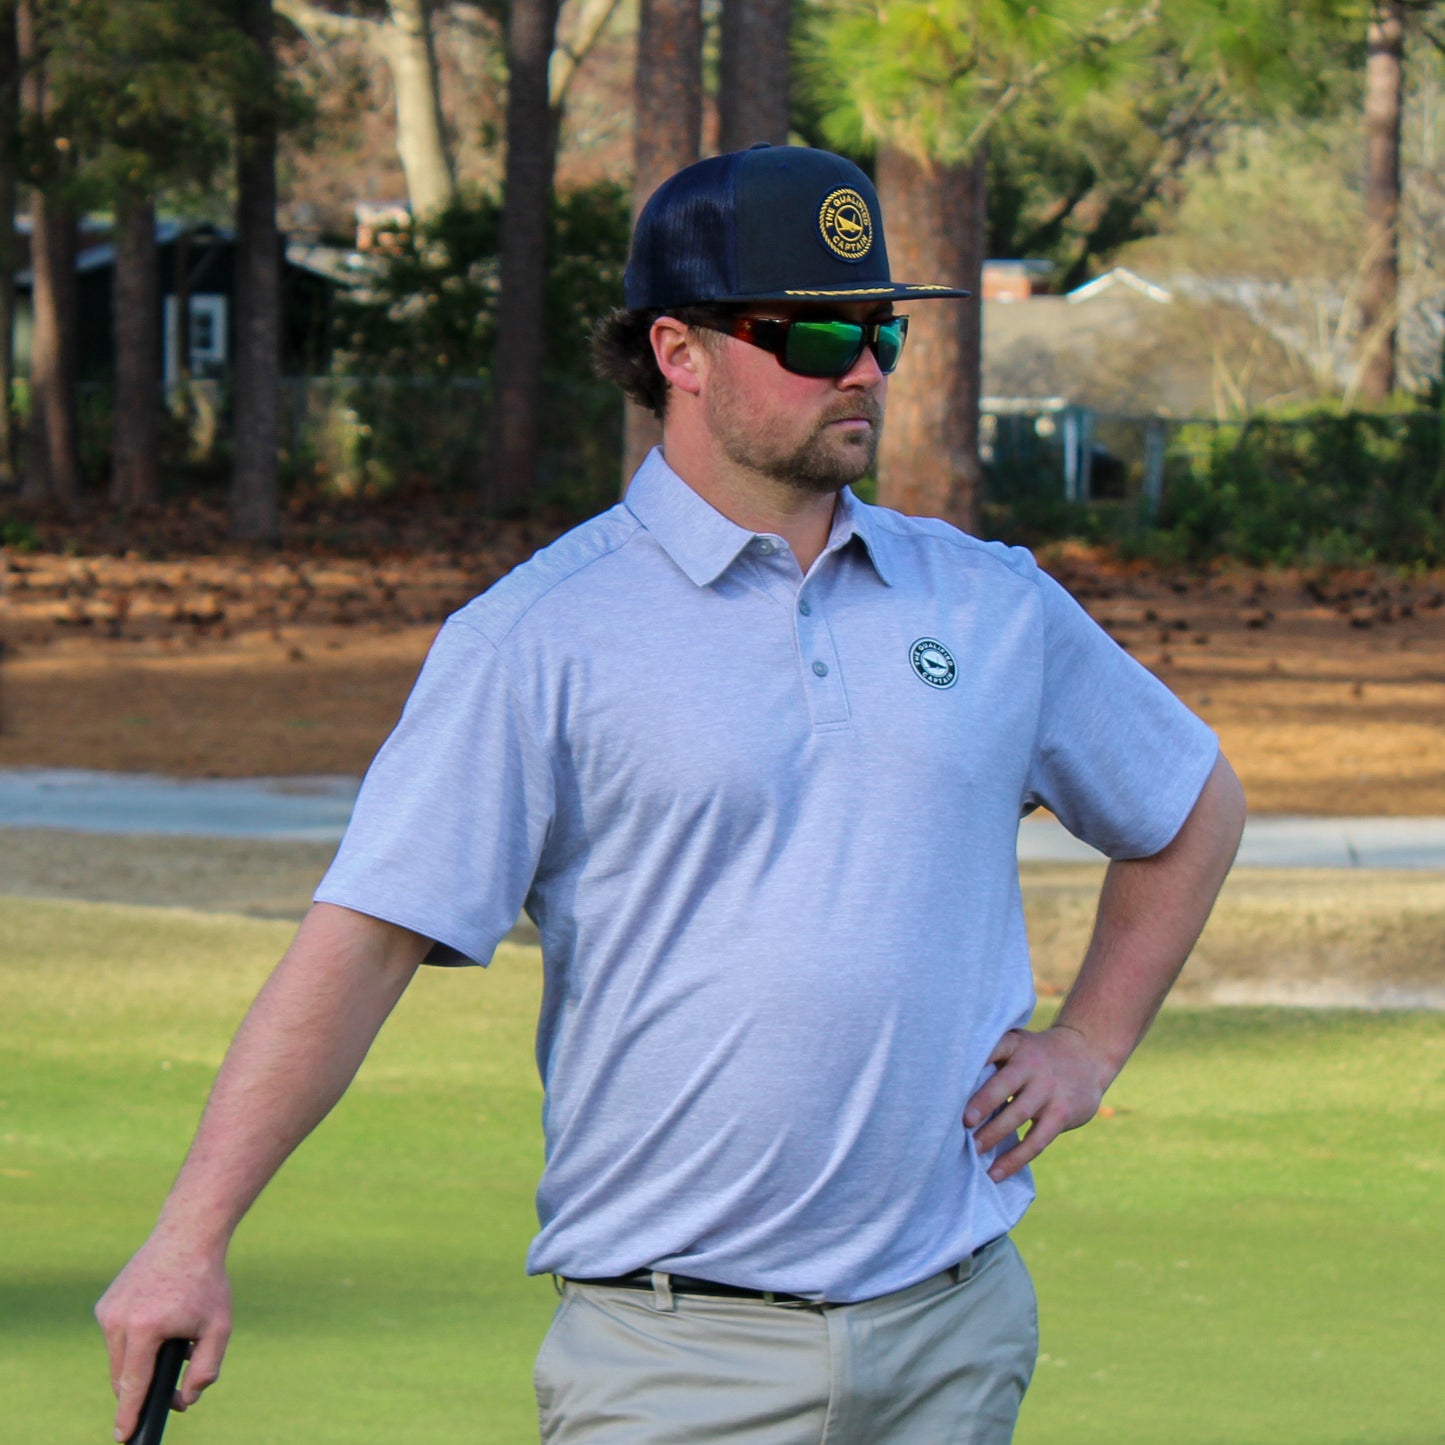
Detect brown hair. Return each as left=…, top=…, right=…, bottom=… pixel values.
left=590, top=305, right=731, bottom=420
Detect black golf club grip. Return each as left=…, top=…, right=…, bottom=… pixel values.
left=127, top=1338, right=189, bottom=1445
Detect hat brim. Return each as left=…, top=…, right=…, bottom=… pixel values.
left=724, top=282, right=972, bottom=302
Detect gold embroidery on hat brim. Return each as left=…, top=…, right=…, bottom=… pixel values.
left=780, top=285, right=958, bottom=297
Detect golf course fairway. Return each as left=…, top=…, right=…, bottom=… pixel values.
left=2, top=896, right=1440, bottom=1443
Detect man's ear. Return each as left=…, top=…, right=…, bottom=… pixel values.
left=651, top=316, right=707, bottom=397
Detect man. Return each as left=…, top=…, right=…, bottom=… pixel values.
left=98, top=145, right=1245, bottom=1443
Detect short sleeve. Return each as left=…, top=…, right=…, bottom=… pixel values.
left=313, top=618, right=556, bottom=965
left=1023, top=569, right=1218, bottom=859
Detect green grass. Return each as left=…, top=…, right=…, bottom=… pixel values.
left=1, top=896, right=553, bottom=1444
left=1014, top=1007, right=1445, bottom=1445
left=2, top=895, right=1443, bottom=1443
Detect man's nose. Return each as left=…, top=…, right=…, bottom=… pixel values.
left=837, top=341, right=886, bottom=388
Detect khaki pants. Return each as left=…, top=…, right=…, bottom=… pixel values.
left=535, top=1236, right=1038, bottom=1444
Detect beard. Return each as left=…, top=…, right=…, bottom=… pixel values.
left=707, top=377, right=885, bottom=495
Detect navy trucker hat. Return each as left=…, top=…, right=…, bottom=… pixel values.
left=624, top=144, right=971, bottom=310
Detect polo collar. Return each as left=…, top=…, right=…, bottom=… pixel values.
left=830, top=483, right=894, bottom=587
left=624, top=448, right=893, bottom=588
left=624, top=449, right=755, bottom=586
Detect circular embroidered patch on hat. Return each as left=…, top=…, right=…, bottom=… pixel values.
left=910, top=638, right=957, bottom=689
left=818, top=188, right=873, bottom=262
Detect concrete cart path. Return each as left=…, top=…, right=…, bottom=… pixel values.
left=1019, top=810, right=1445, bottom=870
left=3, top=767, right=1445, bottom=868
left=0, top=768, right=358, bottom=844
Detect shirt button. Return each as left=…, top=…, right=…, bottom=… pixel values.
left=798, top=598, right=812, bottom=616
left=812, top=660, right=829, bottom=677
left=755, top=538, right=775, bottom=555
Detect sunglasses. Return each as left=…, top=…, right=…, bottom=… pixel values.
left=692, top=313, right=909, bottom=377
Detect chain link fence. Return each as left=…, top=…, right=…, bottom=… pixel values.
left=982, top=400, right=1445, bottom=566
left=43, top=382, right=1445, bottom=566
left=982, top=398, right=1172, bottom=512
left=277, top=375, right=623, bottom=515
left=55, top=375, right=623, bottom=517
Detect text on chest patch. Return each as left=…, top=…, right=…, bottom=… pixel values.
left=909, top=638, right=958, bottom=689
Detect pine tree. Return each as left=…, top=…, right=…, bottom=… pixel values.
left=484, top=0, right=563, bottom=511
left=621, top=0, right=701, bottom=487
left=718, top=0, right=791, bottom=152
left=231, top=0, right=283, bottom=542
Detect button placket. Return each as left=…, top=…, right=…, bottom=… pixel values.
left=739, top=537, right=802, bottom=607
left=794, top=584, right=849, bottom=728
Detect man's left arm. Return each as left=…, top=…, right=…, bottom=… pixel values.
left=966, top=752, right=1247, bottom=1181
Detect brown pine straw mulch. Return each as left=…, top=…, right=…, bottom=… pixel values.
left=1, top=500, right=1444, bottom=814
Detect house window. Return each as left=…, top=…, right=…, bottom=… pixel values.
left=163, top=294, right=228, bottom=385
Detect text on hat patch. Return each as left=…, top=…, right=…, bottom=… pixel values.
left=818, top=189, right=873, bottom=262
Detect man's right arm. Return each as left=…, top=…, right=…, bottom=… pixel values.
left=95, top=902, right=431, bottom=1443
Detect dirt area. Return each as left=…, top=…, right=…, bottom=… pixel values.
left=1022, top=863, right=1445, bottom=1011
left=1, top=521, right=1444, bottom=813
left=2, top=826, right=1438, bottom=1009
left=1039, top=542, right=1445, bottom=816
left=0, top=506, right=547, bottom=777
left=0, top=827, right=338, bottom=921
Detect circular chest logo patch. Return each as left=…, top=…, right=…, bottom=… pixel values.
left=818, top=188, right=873, bottom=262
left=910, top=638, right=957, bottom=689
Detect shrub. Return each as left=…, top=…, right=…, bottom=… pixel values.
left=986, top=407, right=1445, bottom=567
left=334, top=182, right=630, bottom=384
left=280, top=374, right=622, bottom=519
left=315, top=182, right=630, bottom=515
left=1158, top=411, right=1445, bottom=566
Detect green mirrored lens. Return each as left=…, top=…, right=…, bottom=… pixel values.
left=781, top=319, right=908, bottom=376
left=873, top=318, right=907, bottom=373
left=784, top=320, right=866, bottom=376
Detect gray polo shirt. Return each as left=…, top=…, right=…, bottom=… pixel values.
left=316, top=449, right=1217, bottom=1303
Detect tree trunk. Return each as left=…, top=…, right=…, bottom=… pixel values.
left=172, top=227, right=193, bottom=391
left=275, top=0, right=455, bottom=221
left=633, top=0, right=703, bottom=208
left=231, top=0, right=282, bottom=543
left=875, top=145, right=985, bottom=533
left=24, top=190, right=81, bottom=508
left=112, top=189, right=161, bottom=510
left=1359, top=0, right=1404, bottom=404
left=717, top=0, right=791, bottom=153
left=484, top=0, right=561, bottom=512
left=381, top=0, right=454, bottom=217
left=623, top=0, right=702, bottom=487
left=18, top=0, right=80, bottom=508
left=548, top=0, right=624, bottom=116
left=0, top=0, right=18, bottom=491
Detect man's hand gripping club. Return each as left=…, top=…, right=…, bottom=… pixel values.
left=95, top=904, right=430, bottom=1441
